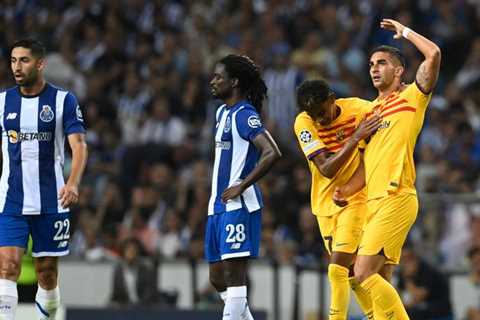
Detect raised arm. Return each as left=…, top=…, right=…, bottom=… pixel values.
left=221, top=130, right=281, bottom=202
left=381, top=18, right=441, bottom=94
left=312, top=115, right=380, bottom=179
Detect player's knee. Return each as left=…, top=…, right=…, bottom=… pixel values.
left=209, top=272, right=225, bottom=291
left=0, top=259, right=21, bottom=281
left=328, top=263, right=349, bottom=282
left=353, top=263, right=373, bottom=284
left=223, top=266, right=245, bottom=287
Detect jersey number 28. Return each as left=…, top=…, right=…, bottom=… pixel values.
left=225, top=224, right=246, bottom=243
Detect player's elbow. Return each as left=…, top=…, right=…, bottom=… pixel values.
left=428, top=46, right=441, bottom=63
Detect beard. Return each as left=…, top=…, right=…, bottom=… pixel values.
left=212, top=86, right=233, bottom=101
left=16, top=71, right=38, bottom=87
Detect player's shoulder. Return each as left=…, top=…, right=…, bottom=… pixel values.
left=49, top=84, right=76, bottom=99
left=295, top=111, right=313, bottom=123
left=234, top=102, right=261, bottom=121
left=336, top=97, right=370, bottom=108
left=336, top=97, right=372, bottom=113
left=401, top=82, right=431, bottom=98
left=2, top=86, right=19, bottom=96
left=236, top=102, right=258, bottom=114
left=294, top=111, right=315, bottom=131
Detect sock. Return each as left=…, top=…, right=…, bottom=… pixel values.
left=0, top=279, right=17, bottom=320
left=220, top=289, right=254, bottom=320
left=242, top=305, right=254, bottom=320
left=219, top=290, right=228, bottom=303
left=360, top=274, right=409, bottom=320
left=223, top=286, right=248, bottom=320
left=35, top=286, right=60, bottom=320
left=328, top=264, right=350, bottom=320
left=349, top=277, right=374, bottom=320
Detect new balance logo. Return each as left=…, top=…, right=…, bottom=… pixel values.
left=58, top=241, right=68, bottom=248
left=231, top=243, right=241, bottom=249
left=6, top=113, right=17, bottom=120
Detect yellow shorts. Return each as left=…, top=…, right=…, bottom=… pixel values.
left=316, top=203, right=366, bottom=255
left=358, top=193, right=418, bottom=264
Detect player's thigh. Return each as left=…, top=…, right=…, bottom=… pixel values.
left=0, top=215, right=29, bottom=278
left=205, top=215, right=222, bottom=263
left=205, top=209, right=261, bottom=263
left=316, top=215, right=336, bottom=255
left=359, top=193, right=418, bottom=264
left=333, top=203, right=366, bottom=254
left=30, top=212, right=71, bottom=258
left=0, top=214, right=30, bottom=250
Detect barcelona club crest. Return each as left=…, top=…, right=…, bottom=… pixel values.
left=336, top=129, right=345, bottom=141
left=39, top=105, right=54, bottom=122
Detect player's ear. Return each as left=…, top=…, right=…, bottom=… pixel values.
left=36, top=58, right=46, bottom=71
left=394, top=66, right=404, bottom=78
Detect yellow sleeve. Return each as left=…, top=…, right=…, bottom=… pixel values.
left=294, top=113, right=326, bottom=160
left=404, top=82, right=432, bottom=112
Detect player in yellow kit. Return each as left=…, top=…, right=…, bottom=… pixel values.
left=294, top=79, right=381, bottom=320
left=334, top=19, right=441, bottom=320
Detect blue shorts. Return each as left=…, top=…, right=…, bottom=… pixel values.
left=0, top=213, right=71, bottom=257
left=205, top=208, right=261, bottom=263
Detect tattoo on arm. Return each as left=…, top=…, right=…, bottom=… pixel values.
left=415, top=61, right=432, bottom=94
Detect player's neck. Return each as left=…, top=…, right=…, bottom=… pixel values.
left=224, top=95, right=245, bottom=108
left=19, top=78, right=46, bottom=97
left=376, top=81, right=403, bottom=100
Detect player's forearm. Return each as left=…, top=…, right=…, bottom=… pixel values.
left=341, top=160, right=365, bottom=197
left=239, top=148, right=281, bottom=191
left=318, top=138, right=359, bottom=179
left=403, top=27, right=441, bottom=62
left=67, top=141, right=88, bottom=187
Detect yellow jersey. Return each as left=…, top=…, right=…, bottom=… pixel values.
left=364, top=82, right=432, bottom=200
left=294, top=98, right=370, bottom=216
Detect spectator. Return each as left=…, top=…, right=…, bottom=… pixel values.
left=465, top=246, right=480, bottom=320
left=397, top=244, right=453, bottom=320
left=110, top=238, right=161, bottom=306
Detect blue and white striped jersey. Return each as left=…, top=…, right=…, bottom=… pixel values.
left=208, top=100, right=265, bottom=215
left=0, top=83, right=86, bottom=215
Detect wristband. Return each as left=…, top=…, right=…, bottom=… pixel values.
left=402, top=27, right=411, bottom=39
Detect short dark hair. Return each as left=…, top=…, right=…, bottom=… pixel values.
left=370, top=45, right=406, bottom=68
left=296, top=79, right=332, bottom=116
left=219, top=54, right=268, bottom=113
left=11, top=38, right=46, bottom=58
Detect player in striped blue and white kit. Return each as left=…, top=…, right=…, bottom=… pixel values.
left=0, top=39, right=88, bottom=320
left=206, top=55, right=281, bottom=320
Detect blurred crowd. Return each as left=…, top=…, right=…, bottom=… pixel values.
left=0, top=0, right=480, bottom=277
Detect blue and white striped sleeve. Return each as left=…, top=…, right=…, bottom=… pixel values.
left=63, top=92, right=86, bottom=135
left=235, top=108, right=265, bottom=141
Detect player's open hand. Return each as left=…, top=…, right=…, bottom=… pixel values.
left=221, top=185, right=244, bottom=203
left=333, top=187, right=348, bottom=207
left=352, top=114, right=382, bottom=142
left=380, top=19, right=407, bottom=39
left=59, top=183, right=79, bottom=209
